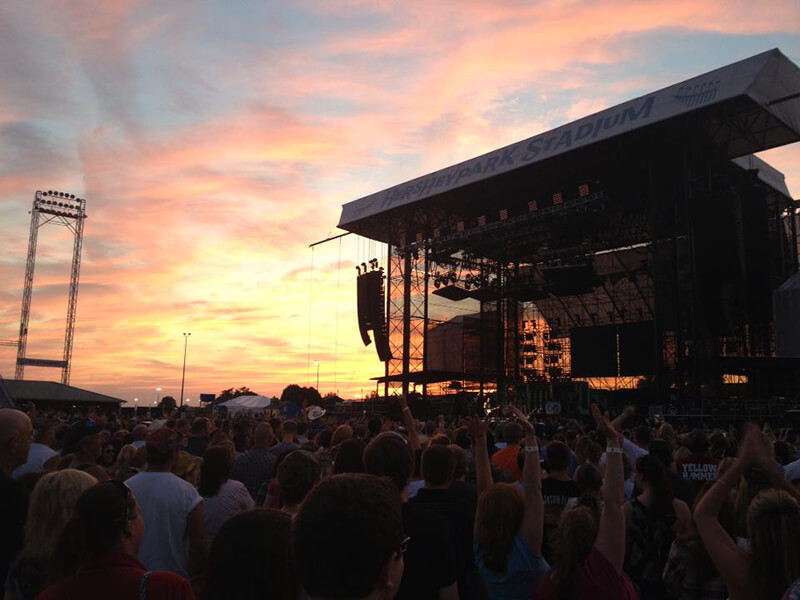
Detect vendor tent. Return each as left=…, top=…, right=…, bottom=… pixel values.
left=216, top=395, right=273, bottom=413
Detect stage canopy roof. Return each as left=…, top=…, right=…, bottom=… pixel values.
left=339, top=48, right=800, bottom=244
left=216, top=394, right=274, bottom=412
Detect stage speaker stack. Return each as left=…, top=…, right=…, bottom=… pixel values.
left=356, top=270, right=393, bottom=362
left=356, top=274, right=372, bottom=346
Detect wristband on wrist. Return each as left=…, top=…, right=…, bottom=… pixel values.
left=401, top=406, right=410, bottom=413
left=525, top=445, right=539, bottom=454
left=606, top=446, right=625, bottom=454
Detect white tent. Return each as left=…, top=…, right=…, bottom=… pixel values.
left=216, top=395, right=273, bottom=413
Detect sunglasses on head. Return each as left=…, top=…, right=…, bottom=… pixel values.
left=395, top=535, right=411, bottom=559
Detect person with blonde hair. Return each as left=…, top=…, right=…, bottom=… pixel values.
left=330, top=424, right=354, bottom=448
left=657, top=422, right=677, bottom=450
left=695, top=424, right=800, bottom=600
left=4, top=469, right=96, bottom=600
left=39, top=480, right=195, bottom=599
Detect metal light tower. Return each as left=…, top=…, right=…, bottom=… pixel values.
left=15, top=191, right=87, bottom=384
left=179, top=332, right=191, bottom=412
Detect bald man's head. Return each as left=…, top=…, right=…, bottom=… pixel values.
left=0, top=409, right=33, bottom=474
left=253, top=423, right=274, bottom=448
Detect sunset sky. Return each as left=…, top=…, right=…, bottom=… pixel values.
left=1, top=1, right=799, bottom=404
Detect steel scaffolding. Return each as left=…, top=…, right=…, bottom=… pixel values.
left=15, top=190, right=87, bottom=385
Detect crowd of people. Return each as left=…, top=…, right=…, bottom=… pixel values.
left=2, top=396, right=800, bottom=599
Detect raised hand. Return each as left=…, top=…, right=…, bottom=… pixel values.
left=467, top=415, right=488, bottom=440
left=508, top=405, right=535, bottom=435
left=591, top=403, right=623, bottom=445
left=739, top=423, right=772, bottom=467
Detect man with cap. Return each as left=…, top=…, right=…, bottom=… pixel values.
left=0, top=409, right=33, bottom=585
left=63, top=419, right=108, bottom=481
left=126, top=428, right=207, bottom=581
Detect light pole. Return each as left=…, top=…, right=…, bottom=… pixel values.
left=134, top=398, right=138, bottom=417
left=180, top=332, right=191, bottom=413
left=314, top=360, right=320, bottom=392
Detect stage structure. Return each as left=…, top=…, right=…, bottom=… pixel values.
left=15, top=191, right=87, bottom=385
left=338, top=49, right=800, bottom=410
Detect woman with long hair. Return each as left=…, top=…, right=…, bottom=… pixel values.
left=534, top=404, right=637, bottom=599
left=199, top=446, right=254, bottom=544
left=662, top=481, right=737, bottom=600
left=624, top=454, right=691, bottom=599
left=656, top=422, right=677, bottom=451
left=4, top=470, right=96, bottom=600
left=110, top=443, right=139, bottom=481
left=205, top=508, right=300, bottom=600
left=39, top=479, right=194, bottom=599
left=695, top=424, right=800, bottom=600
left=471, top=406, right=548, bottom=598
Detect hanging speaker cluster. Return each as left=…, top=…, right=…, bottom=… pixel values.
left=356, top=264, right=392, bottom=362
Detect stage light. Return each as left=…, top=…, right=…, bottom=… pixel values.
left=477, top=215, right=486, bottom=226
left=499, top=208, right=508, bottom=220
left=529, top=200, right=538, bottom=212
left=553, top=192, right=563, bottom=205
left=578, top=184, right=589, bottom=197
left=434, top=278, right=441, bottom=289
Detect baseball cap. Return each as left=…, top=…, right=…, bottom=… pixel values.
left=146, top=427, right=179, bottom=454
left=63, top=420, right=102, bottom=454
